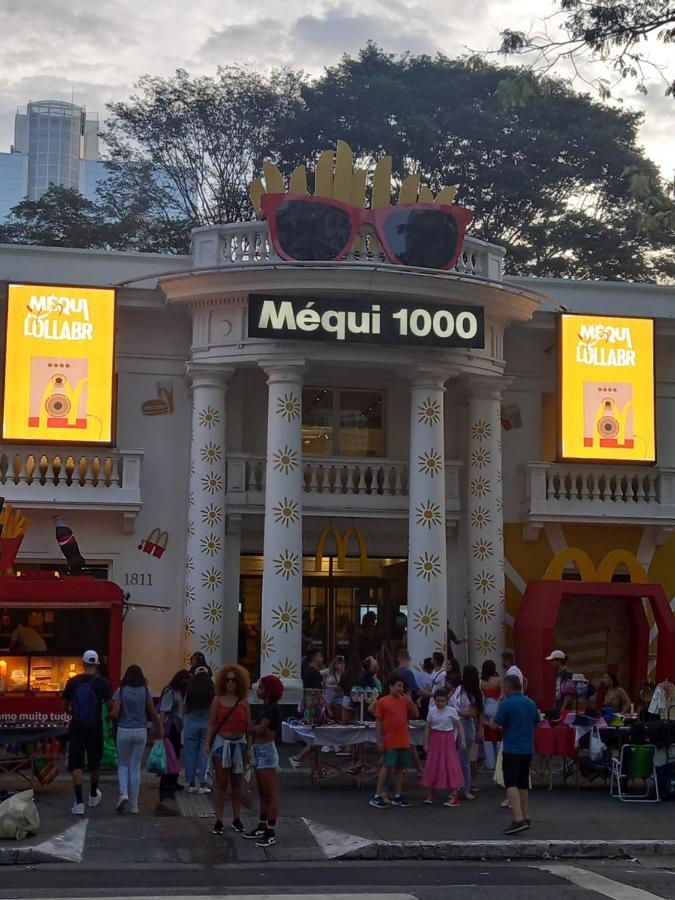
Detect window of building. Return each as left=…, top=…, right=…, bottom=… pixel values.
left=302, top=388, right=384, bottom=457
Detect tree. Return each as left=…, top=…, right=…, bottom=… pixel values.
left=274, top=45, right=675, bottom=281
left=0, top=185, right=113, bottom=248
left=500, top=1, right=675, bottom=98
left=100, top=66, right=303, bottom=231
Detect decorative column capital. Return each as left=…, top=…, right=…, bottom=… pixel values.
left=463, top=374, right=512, bottom=402
left=260, top=359, right=306, bottom=385
left=409, top=365, right=456, bottom=391
left=186, top=363, right=235, bottom=389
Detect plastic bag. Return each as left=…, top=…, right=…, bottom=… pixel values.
left=163, top=738, right=180, bottom=775
left=0, top=789, right=40, bottom=840
left=147, top=739, right=167, bottom=775
left=589, top=727, right=604, bottom=761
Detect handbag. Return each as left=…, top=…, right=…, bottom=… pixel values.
left=147, top=739, right=168, bottom=775
left=163, top=738, right=181, bottom=775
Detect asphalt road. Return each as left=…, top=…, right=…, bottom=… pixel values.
left=2, top=860, right=675, bottom=899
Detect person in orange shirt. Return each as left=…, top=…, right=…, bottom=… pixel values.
left=370, top=674, right=419, bottom=808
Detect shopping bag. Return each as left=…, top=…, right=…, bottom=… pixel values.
left=0, top=789, right=40, bottom=840
left=147, top=739, right=168, bottom=775
left=163, top=738, right=180, bottom=775
left=493, top=748, right=505, bottom=787
left=589, top=726, right=604, bottom=761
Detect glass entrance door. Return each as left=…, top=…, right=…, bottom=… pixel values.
left=302, top=579, right=388, bottom=662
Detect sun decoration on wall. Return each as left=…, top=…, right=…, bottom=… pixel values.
left=474, top=571, right=496, bottom=594
left=474, top=602, right=496, bottom=624
left=201, top=471, right=223, bottom=495
left=415, top=552, right=442, bottom=581
left=434, top=637, right=448, bottom=655
left=417, top=398, right=441, bottom=427
left=185, top=585, right=195, bottom=605
left=201, top=442, right=222, bottom=463
left=261, top=631, right=275, bottom=660
left=471, top=447, right=491, bottom=469
left=271, top=601, right=299, bottom=632
left=203, top=601, right=222, bottom=624
left=273, top=497, right=300, bottom=528
left=200, top=533, right=222, bottom=557
left=475, top=632, right=497, bottom=655
left=184, top=617, right=195, bottom=638
left=472, top=539, right=493, bottom=560
left=276, top=393, right=301, bottom=422
left=187, top=520, right=195, bottom=539
left=471, top=477, right=491, bottom=497
left=249, top=140, right=472, bottom=272
left=202, top=504, right=222, bottom=526
left=413, top=604, right=440, bottom=634
left=274, top=550, right=300, bottom=581
left=185, top=555, right=194, bottom=574
left=472, top=420, right=492, bottom=442
left=415, top=500, right=442, bottom=529
left=418, top=450, right=443, bottom=478
left=272, top=658, right=299, bottom=680
left=198, top=406, right=220, bottom=430
left=273, top=445, right=299, bottom=475
left=471, top=507, right=491, bottom=529
left=201, top=568, right=223, bottom=591
left=201, top=631, right=221, bottom=653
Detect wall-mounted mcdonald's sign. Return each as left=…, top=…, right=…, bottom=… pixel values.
left=314, top=526, right=368, bottom=572
left=543, top=548, right=648, bottom=583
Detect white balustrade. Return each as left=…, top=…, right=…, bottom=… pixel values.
left=192, top=221, right=504, bottom=280
left=0, top=447, right=143, bottom=526
left=226, top=453, right=461, bottom=519
left=520, top=462, right=675, bottom=536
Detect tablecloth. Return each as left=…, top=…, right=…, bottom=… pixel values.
left=282, top=722, right=426, bottom=747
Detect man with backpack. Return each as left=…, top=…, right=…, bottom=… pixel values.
left=63, top=650, right=112, bottom=815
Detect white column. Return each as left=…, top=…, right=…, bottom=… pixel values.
left=260, top=362, right=304, bottom=690
left=465, top=376, right=506, bottom=663
left=407, top=371, right=448, bottom=669
left=183, top=365, right=233, bottom=670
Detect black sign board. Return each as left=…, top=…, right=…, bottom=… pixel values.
left=248, top=295, right=484, bottom=349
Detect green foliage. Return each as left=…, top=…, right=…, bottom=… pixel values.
left=0, top=185, right=113, bottom=248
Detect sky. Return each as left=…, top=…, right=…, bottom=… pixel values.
left=0, top=0, right=672, bottom=177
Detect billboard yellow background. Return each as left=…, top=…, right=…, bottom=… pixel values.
left=560, top=314, right=654, bottom=462
left=3, top=284, right=115, bottom=443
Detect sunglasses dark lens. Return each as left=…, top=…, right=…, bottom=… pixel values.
left=383, top=209, right=458, bottom=268
left=274, top=199, right=352, bottom=260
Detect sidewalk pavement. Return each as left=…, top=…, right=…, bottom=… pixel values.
left=1, top=745, right=674, bottom=865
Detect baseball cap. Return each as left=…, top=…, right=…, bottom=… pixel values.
left=545, top=650, right=567, bottom=661
left=82, top=650, right=99, bottom=665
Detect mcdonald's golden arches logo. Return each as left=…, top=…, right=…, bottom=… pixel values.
left=543, top=547, right=648, bottom=583
left=314, top=526, right=368, bottom=572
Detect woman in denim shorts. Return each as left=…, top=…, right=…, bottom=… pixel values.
left=244, top=675, right=284, bottom=848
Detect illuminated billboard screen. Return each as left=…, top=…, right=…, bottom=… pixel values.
left=3, top=283, right=115, bottom=443
left=560, top=314, right=655, bottom=463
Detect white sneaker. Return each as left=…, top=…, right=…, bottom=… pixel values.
left=198, top=786, right=211, bottom=794
left=129, top=805, right=139, bottom=814
left=188, top=786, right=198, bottom=794
left=71, top=802, right=85, bottom=816
left=289, top=756, right=301, bottom=768
left=88, top=789, right=102, bottom=808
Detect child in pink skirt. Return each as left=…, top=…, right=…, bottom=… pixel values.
left=422, top=688, right=466, bottom=807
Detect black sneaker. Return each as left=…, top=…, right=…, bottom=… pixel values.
left=242, top=825, right=267, bottom=840
left=391, top=794, right=411, bottom=808
left=232, top=818, right=245, bottom=833
left=255, top=829, right=276, bottom=848
left=211, top=820, right=224, bottom=835
left=503, top=819, right=529, bottom=835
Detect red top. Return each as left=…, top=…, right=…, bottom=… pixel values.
left=215, top=701, right=248, bottom=737
left=376, top=694, right=410, bottom=750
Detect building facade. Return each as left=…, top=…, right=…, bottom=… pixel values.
left=1, top=217, right=674, bottom=699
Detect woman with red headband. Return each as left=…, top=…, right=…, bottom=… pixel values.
left=243, top=674, right=284, bottom=848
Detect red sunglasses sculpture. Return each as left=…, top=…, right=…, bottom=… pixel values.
left=250, top=142, right=473, bottom=272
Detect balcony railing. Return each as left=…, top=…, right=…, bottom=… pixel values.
left=192, top=221, right=505, bottom=281
left=520, top=462, right=675, bottom=540
left=0, top=448, right=143, bottom=530
left=227, top=453, right=461, bottom=520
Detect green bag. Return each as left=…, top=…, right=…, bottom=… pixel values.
left=100, top=705, right=118, bottom=769
left=147, top=740, right=167, bottom=775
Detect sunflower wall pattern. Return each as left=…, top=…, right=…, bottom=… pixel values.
left=182, top=366, right=230, bottom=669
left=260, top=364, right=305, bottom=686
left=406, top=374, right=448, bottom=668
left=466, top=378, right=506, bottom=660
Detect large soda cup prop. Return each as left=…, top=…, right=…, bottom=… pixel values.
left=138, top=528, right=169, bottom=559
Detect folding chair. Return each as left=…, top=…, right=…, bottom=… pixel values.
left=610, top=744, right=660, bottom=802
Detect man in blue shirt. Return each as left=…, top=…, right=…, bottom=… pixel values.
left=493, top=674, right=540, bottom=835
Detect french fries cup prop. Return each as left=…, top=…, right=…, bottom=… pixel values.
left=0, top=500, right=31, bottom=573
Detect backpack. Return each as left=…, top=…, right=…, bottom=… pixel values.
left=71, top=677, right=100, bottom=727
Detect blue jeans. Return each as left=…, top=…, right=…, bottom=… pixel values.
left=183, top=712, right=209, bottom=786
left=458, top=718, right=476, bottom=796
left=116, top=727, right=147, bottom=807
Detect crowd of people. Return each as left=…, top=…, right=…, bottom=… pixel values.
left=61, top=650, right=283, bottom=848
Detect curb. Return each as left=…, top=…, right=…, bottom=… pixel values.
left=339, top=839, right=675, bottom=861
